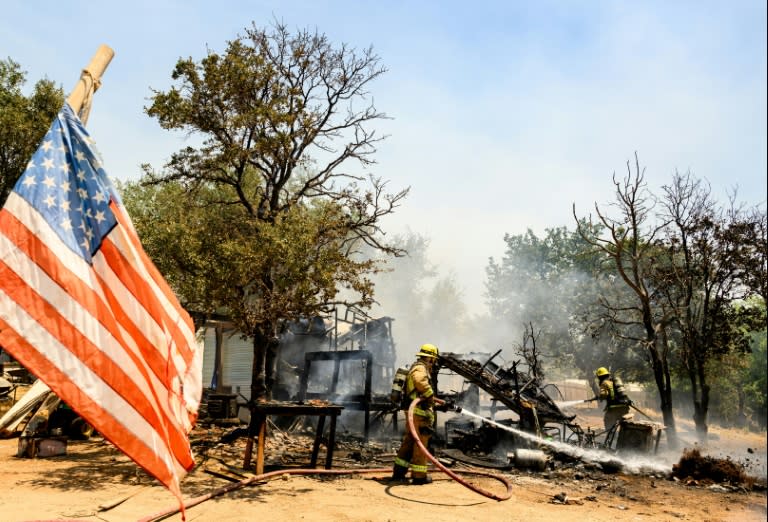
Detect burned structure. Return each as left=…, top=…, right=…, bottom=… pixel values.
left=277, top=306, right=397, bottom=399
left=437, top=351, right=575, bottom=433
left=432, top=351, right=663, bottom=463
left=200, top=306, right=398, bottom=435
left=200, top=311, right=662, bottom=464
left=433, top=351, right=575, bottom=458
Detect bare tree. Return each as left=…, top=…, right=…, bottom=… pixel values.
left=516, top=322, right=545, bottom=385
left=574, top=153, right=678, bottom=446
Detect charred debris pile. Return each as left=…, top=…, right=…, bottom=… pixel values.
left=672, top=448, right=766, bottom=490
left=198, top=348, right=671, bottom=478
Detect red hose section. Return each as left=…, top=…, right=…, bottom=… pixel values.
left=406, top=398, right=513, bottom=502
left=129, top=400, right=512, bottom=521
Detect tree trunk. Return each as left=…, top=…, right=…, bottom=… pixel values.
left=265, top=336, right=279, bottom=396
left=649, top=328, right=678, bottom=449
left=251, top=327, right=279, bottom=401
left=251, top=334, right=266, bottom=401
left=736, top=387, right=747, bottom=428
left=686, top=364, right=706, bottom=441
left=693, top=358, right=710, bottom=439
left=654, top=362, right=678, bottom=449
left=214, top=324, right=224, bottom=392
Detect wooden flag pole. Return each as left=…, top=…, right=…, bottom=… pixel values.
left=67, top=44, right=115, bottom=124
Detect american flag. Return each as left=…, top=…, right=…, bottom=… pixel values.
left=0, top=103, right=202, bottom=500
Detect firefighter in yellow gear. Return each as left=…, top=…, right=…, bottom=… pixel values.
left=390, top=343, right=443, bottom=485
left=595, top=367, right=631, bottom=431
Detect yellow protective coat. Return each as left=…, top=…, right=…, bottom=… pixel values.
left=599, top=378, right=630, bottom=430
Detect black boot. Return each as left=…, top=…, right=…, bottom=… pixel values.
left=388, top=464, right=409, bottom=483
left=411, top=475, right=433, bottom=485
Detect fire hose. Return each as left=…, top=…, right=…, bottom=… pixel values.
left=406, top=397, right=513, bottom=501
left=137, top=399, right=511, bottom=521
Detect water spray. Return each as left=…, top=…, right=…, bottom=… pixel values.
left=456, top=408, right=672, bottom=475
left=554, top=399, right=590, bottom=409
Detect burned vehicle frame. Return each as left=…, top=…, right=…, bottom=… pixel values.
left=432, top=351, right=663, bottom=460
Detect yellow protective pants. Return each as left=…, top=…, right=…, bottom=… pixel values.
left=394, top=413, right=433, bottom=479
left=604, top=404, right=630, bottom=431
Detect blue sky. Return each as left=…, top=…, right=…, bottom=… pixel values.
left=3, top=0, right=766, bottom=311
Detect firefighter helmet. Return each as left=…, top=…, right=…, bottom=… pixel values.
left=595, top=367, right=610, bottom=377
left=417, top=343, right=439, bottom=359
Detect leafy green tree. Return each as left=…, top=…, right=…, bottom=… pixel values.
left=732, top=208, right=766, bottom=428
left=118, top=180, right=233, bottom=321
left=122, top=176, right=389, bottom=395
left=484, top=224, right=634, bottom=381
left=142, top=22, right=407, bottom=400
left=485, top=227, right=580, bottom=357
left=743, top=326, right=767, bottom=429
left=0, top=58, right=64, bottom=206
left=697, top=313, right=766, bottom=431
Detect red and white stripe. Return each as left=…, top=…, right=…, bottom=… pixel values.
left=0, top=191, right=202, bottom=498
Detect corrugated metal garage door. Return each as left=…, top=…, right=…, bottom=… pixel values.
left=223, top=331, right=253, bottom=400
left=200, top=326, right=253, bottom=398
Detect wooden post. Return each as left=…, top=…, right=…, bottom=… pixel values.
left=67, top=44, right=114, bottom=123
left=255, top=417, right=266, bottom=474
left=242, top=436, right=254, bottom=470
left=310, top=415, right=326, bottom=468
left=214, top=325, right=224, bottom=392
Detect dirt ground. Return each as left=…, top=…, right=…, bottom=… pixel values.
left=0, top=416, right=765, bottom=522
